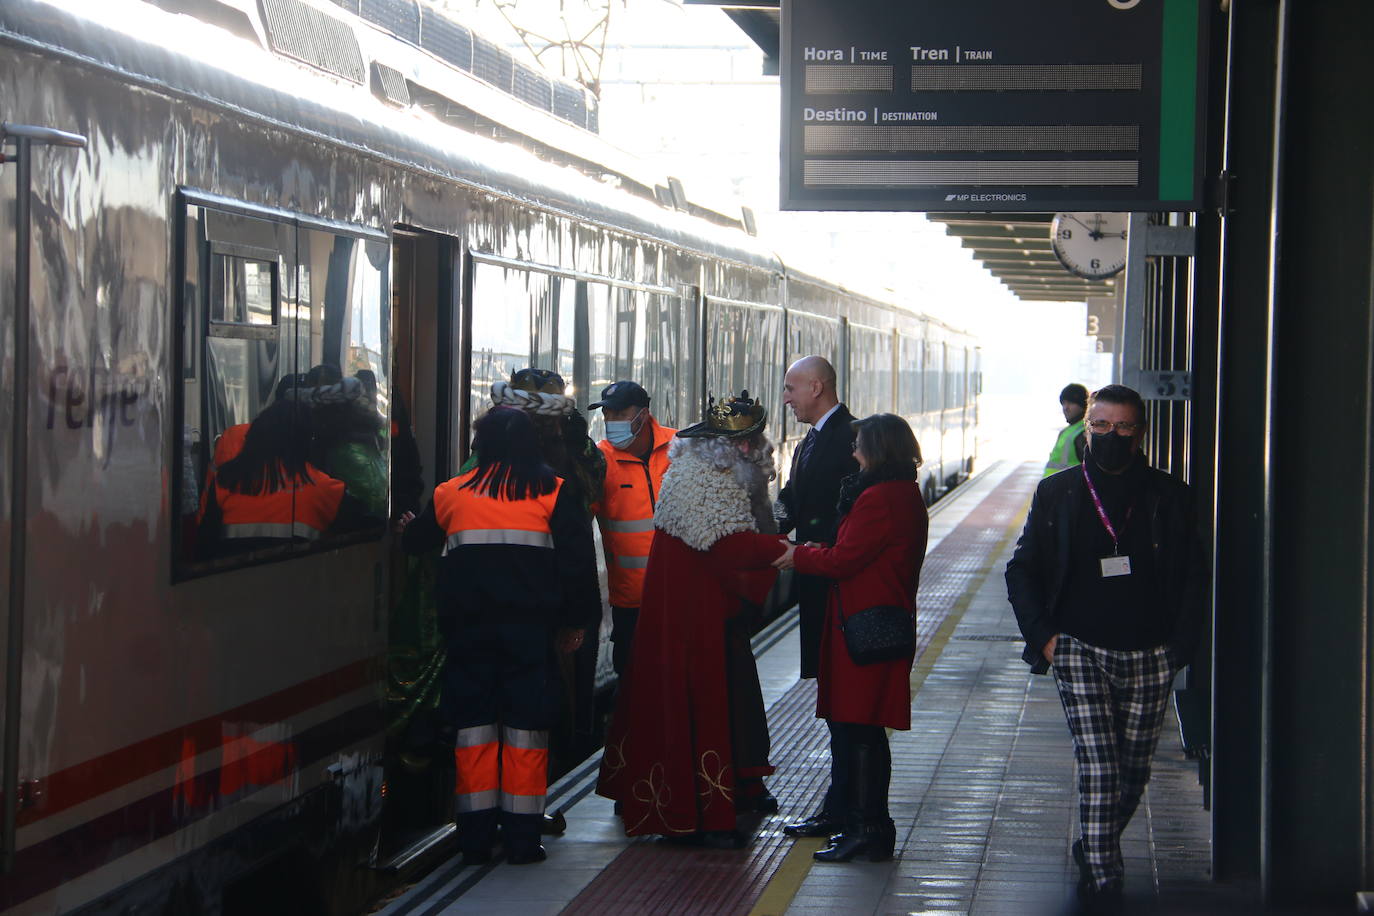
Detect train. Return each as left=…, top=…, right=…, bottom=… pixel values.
left=0, top=0, right=979, bottom=912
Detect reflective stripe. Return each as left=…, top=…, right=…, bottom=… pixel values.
left=601, top=517, right=655, bottom=534
left=455, top=788, right=500, bottom=813
left=434, top=470, right=562, bottom=556
left=456, top=724, right=500, bottom=748
left=222, top=522, right=323, bottom=541
left=501, top=726, right=549, bottom=750
left=443, top=529, right=554, bottom=555
left=616, top=555, right=650, bottom=569
left=500, top=791, right=545, bottom=815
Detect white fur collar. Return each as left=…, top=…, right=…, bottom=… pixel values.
left=654, top=447, right=757, bottom=551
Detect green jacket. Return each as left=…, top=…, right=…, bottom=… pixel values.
left=1043, top=419, right=1086, bottom=478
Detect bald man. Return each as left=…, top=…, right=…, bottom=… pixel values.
left=779, top=356, right=859, bottom=678
left=777, top=356, right=859, bottom=838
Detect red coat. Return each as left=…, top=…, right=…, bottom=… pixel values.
left=597, top=528, right=786, bottom=836
left=793, top=479, right=928, bottom=730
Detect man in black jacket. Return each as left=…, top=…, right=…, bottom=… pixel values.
left=1005, top=385, right=1207, bottom=910
left=776, top=355, right=858, bottom=838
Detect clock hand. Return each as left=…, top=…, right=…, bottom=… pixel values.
left=1065, top=214, right=1103, bottom=241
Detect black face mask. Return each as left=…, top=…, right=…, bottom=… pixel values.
left=1089, top=432, right=1135, bottom=473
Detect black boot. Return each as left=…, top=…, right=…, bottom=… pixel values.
left=813, top=743, right=890, bottom=863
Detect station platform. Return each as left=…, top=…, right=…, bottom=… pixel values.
left=371, top=461, right=1239, bottom=916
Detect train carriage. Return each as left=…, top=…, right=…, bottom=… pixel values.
left=0, top=0, right=978, bottom=912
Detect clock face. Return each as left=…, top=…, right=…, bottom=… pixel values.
left=1051, top=212, right=1128, bottom=280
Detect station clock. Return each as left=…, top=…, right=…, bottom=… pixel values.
left=1050, top=212, right=1129, bottom=280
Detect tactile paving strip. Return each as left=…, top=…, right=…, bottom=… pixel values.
left=561, top=464, right=1042, bottom=916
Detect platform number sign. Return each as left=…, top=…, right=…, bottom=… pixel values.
left=781, top=0, right=1209, bottom=212
left=1139, top=370, right=1192, bottom=401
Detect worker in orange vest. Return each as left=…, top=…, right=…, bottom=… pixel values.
left=196, top=398, right=356, bottom=558
left=208, top=373, right=306, bottom=471
left=397, top=406, right=599, bottom=865
left=589, top=381, right=676, bottom=677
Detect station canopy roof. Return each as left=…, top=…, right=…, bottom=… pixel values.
left=924, top=214, right=1117, bottom=303
left=689, top=1, right=1117, bottom=304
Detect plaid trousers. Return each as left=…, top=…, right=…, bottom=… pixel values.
left=1052, top=634, right=1179, bottom=889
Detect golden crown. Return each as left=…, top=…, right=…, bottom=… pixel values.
left=706, top=390, right=763, bottom=431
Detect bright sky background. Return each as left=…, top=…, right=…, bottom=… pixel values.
left=442, top=0, right=1113, bottom=462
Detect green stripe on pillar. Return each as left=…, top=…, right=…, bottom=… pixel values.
left=1159, top=0, right=1199, bottom=203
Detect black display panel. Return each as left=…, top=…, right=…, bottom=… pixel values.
left=781, top=0, right=1207, bottom=212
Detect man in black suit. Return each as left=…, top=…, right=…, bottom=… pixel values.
left=776, top=355, right=859, bottom=838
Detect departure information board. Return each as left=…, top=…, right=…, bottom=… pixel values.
left=781, top=0, right=1207, bottom=212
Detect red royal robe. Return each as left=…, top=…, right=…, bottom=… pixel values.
left=597, top=528, right=786, bottom=836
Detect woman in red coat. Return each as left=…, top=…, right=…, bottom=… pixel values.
left=775, top=412, right=928, bottom=862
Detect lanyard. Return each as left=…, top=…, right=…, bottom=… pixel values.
left=1081, top=464, right=1133, bottom=556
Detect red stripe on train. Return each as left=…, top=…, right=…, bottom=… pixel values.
left=16, top=657, right=377, bottom=828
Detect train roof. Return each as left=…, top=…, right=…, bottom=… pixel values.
left=2, top=0, right=971, bottom=337
left=1, top=0, right=777, bottom=265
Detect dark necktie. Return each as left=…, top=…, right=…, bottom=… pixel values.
left=796, top=427, right=818, bottom=471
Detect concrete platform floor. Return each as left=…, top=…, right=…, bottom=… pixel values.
left=373, top=462, right=1268, bottom=916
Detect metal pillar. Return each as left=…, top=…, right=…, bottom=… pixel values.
left=1211, top=0, right=1374, bottom=905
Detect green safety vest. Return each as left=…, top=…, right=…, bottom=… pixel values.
left=1043, top=419, right=1086, bottom=478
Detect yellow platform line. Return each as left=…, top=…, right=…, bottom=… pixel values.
left=746, top=491, right=1032, bottom=916
left=748, top=838, right=825, bottom=916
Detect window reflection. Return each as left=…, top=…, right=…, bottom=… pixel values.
left=179, top=204, right=390, bottom=572
left=211, top=255, right=275, bottom=325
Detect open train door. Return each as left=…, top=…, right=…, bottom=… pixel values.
left=375, top=228, right=462, bottom=870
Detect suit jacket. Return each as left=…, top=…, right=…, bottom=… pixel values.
left=777, top=404, right=859, bottom=543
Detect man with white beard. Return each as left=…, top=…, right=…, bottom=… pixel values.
left=597, top=392, right=789, bottom=848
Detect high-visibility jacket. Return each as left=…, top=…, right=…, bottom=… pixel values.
left=212, top=423, right=249, bottom=469
left=594, top=419, right=676, bottom=607
left=402, top=468, right=600, bottom=628
left=212, top=463, right=346, bottom=541
left=1043, top=419, right=1086, bottom=478
left=434, top=468, right=564, bottom=554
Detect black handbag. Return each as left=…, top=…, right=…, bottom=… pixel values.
left=835, top=587, right=915, bottom=665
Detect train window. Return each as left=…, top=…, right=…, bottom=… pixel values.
left=616, top=287, right=639, bottom=383
left=470, top=263, right=541, bottom=428
left=945, top=347, right=965, bottom=410
left=210, top=253, right=276, bottom=326
left=705, top=299, right=784, bottom=443
left=847, top=324, right=892, bottom=420
left=467, top=255, right=686, bottom=444
left=628, top=291, right=695, bottom=431
left=924, top=341, right=944, bottom=414
left=586, top=281, right=618, bottom=442
left=176, top=197, right=390, bottom=578
left=898, top=333, right=924, bottom=418
left=785, top=311, right=841, bottom=444
left=297, top=226, right=392, bottom=529
left=556, top=278, right=581, bottom=405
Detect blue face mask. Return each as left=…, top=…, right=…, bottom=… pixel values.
left=605, top=410, right=645, bottom=449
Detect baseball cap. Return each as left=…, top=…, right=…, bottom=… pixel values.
left=590, top=380, right=650, bottom=411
